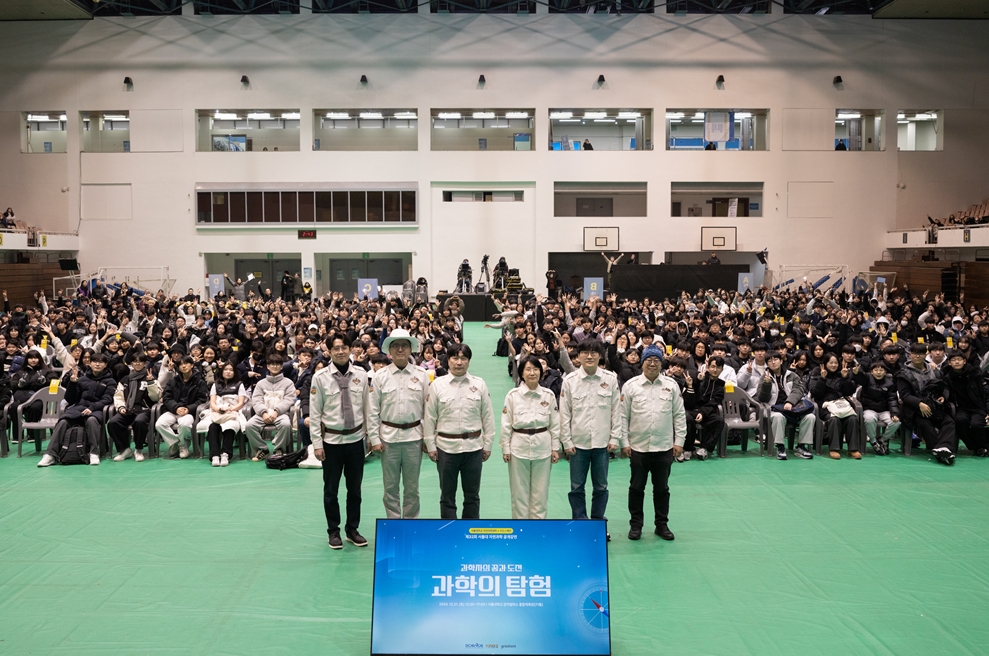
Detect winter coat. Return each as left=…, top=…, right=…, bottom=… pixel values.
left=63, top=369, right=116, bottom=422
left=162, top=370, right=210, bottom=414
left=853, top=371, right=901, bottom=416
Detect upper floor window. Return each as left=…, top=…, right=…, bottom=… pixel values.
left=835, top=110, right=885, bottom=151
left=22, top=112, right=67, bottom=153
left=666, top=109, right=769, bottom=151
left=431, top=109, right=534, bottom=151
left=313, top=109, right=417, bottom=151
left=897, top=110, right=942, bottom=151
left=549, top=109, right=653, bottom=151
left=196, top=109, right=300, bottom=152
left=82, top=111, right=130, bottom=153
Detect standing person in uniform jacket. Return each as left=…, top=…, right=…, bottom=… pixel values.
left=501, top=356, right=566, bottom=520
left=683, top=356, right=726, bottom=461
left=424, top=343, right=496, bottom=520
left=107, top=353, right=160, bottom=462
left=311, top=334, right=370, bottom=550
left=37, top=353, right=115, bottom=467
left=560, top=339, right=622, bottom=535
left=620, top=345, right=687, bottom=542
left=854, top=360, right=901, bottom=456
left=368, top=329, right=430, bottom=519
left=942, top=349, right=989, bottom=456
left=896, top=343, right=956, bottom=466
left=155, top=356, right=209, bottom=459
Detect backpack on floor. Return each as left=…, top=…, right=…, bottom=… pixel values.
left=265, top=447, right=308, bottom=470
left=495, top=337, right=509, bottom=357
left=56, top=425, right=90, bottom=465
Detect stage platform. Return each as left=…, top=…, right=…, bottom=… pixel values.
left=1, top=325, right=986, bottom=655
left=436, top=292, right=534, bottom=322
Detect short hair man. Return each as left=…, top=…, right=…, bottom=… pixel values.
left=424, top=343, right=495, bottom=519
left=896, top=343, right=956, bottom=465
left=245, top=353, right=297, bottom=461
left=37, top=353, right=115, bottom=467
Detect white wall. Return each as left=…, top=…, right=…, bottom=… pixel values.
left=0, top=15, right=988, bottom=292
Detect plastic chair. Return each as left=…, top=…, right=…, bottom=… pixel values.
left=718, top=387, right=768, bottom=457
left=192, top=403, right=247, bottom=460
left=812, top=397, right=863, bottom=455
left=243, top=404, right=298, bottom=457
left=17, top=387, right=67, bottom=457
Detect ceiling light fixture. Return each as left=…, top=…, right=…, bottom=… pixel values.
left=617, top=111, right=640, bottom=118
left=505, top=112, right=529, bottom=119
left=281, top=112, right=301, bottom=119
left=583, top=111, right=607, bottom=119
left=360, top=112, right=384, bottom=119
left=438, top=112, right=462, bottom=119
left=394, top=111, right=417, bottom=119
left=473, top=112, right=496, bottom=119
left=214, top=112, right=239, bottom=120
left=550, top=111, right=573, bottom=119
left=325, top=112, right=350, bottom=119
left=247, top=112, right=271, bottom=120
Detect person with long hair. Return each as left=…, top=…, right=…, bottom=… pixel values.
left=199, top=361, right=247, bottom=467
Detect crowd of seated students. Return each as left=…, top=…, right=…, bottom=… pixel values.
left=1, top=276, right=988, bottom=469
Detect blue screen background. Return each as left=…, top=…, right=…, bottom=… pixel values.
left=371, top=519, right=610, bottom=655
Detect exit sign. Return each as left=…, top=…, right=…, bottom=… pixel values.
left=298, top=230, right=317, bottom=239
left=362, top=252, right=370, bottom=259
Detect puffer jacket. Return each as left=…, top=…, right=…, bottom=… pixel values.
left=854, top=370, right=900, bottom=416
left=162, top=369, right=210, bottom=414
left=63, top=368, right=115, bottom=421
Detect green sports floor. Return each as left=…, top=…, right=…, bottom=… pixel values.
left=2, top=323, right=988, bottom=655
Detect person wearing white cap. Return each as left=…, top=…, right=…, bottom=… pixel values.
left=368, top=329, right=430, bottom=519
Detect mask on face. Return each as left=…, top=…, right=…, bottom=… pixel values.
left=901, top=320, right=909, bottom=327
left=854, top=344, right=862, bottom=352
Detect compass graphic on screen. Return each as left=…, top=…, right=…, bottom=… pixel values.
left=578, top=587, right=610, bottom=632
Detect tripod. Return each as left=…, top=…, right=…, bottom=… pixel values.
left=479, top=257, right=492, bottom=290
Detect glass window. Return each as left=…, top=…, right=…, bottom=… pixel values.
left=670, top=182, right=764, bottom=217
left=431, top=109, right=534, bottom=151
left=548, top=109, right=653, bottom=151
left=313, top=109, right=418, bottom=151
left=384, top=191, right=401, bottom=222
left=22, top=112, right=67, bottom=153
left=299, top=192, right=316, bottom=223
left=401, top=191, right=416, bottom=222
left=315, top=192, right=333, bottom=222
left=366, top=191, right=384, bottom=222
left=246, top=192, right=264, bottom=223
left=211, top=192, right=229, bottom=223
left=263, top=192, right=281, bottom=222
left=196, top=109, right=301, bottom=152
left=554, top=183, right=646, bottom=217
left=350, top=191, right=367, bottom=222
left=197, top=192, right=212, bottom=223
left=666, top=109, right=770, bottom=151
left=834, top=110, right=885, bottom=151
left=81, top=111, right=130, bottom=153
left=281, top=192, right=298, bottom=223
left=230, top=192, right=247, bottom=223
left=333, top=191, right=350, bottom=222
left=897, top=110, right=942, bottom=151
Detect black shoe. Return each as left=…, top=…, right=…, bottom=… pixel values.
left=606, top=533, right=611, bottom=542
left=628, top=527, right=642, bottom=540
left=251, top=448, right=270, bottom=462
left=933, top=447, right=954, bottom=466
left=974, top=448, right=989, bottom=458
left=655, top=525, right=675, bottom=541
left=328, top=532, right=343, bottom=550
left=872, top=439, right=887, bottom=456
left=346, top=530, right=368, bottom=547
left=775, top=443, right=787, bottom=460
left=795, top=445, right=814, bottom=460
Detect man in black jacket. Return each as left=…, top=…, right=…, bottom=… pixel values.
left=683, top=356, right=726, bottom=461
left=154, top=356, right=209, bottom=459
left=896, top=343, right=956, bottom=466
left=38, top=353, right=115, bottom=467
left=107, top=354, right=161, bottom=462
left=942, top=350, right=989, bottom=457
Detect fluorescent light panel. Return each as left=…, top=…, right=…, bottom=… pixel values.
left=583, top=111, right=607, bottom=119
left=438, top=112, right=461, bottom=119
left=246, top=112, right=271, bottom=120
left=550, top=111, right=573, bottom=119
left=472, top=112, right=495, bottom=119
left=505, top=112, right=529, bottom=119
left=325, top=112, right=350, bottom=119
left=394, top=111, right=417, bottom=119
left=360, top=112, right=384, bottom=119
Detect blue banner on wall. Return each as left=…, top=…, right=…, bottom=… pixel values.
left=583, top=277, right=605, bottom=300
left=371, top=519, right=610, bottom=656
left=357, top=278, right=379, bottom=299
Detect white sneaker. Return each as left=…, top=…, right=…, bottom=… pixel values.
left=89, top=454, right=100, bottom=466
left=134, top=449, right=145, bottom=462
left=178, top=445, right=190, bottom=459
left=38, top=454, right=55, bottom=467
left=220, top=453, right=230, bottom=467
left=113, top=448, right=134, bottom=462
left=695, top=447, right=709, bottom=461
left=211, top=456, right=220, bottom=467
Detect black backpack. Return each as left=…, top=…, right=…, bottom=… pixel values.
left=265, top=447, right=308, bottom=470
left=56, top=425, right=90, bottom=465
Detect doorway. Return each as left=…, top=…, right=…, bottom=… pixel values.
left=576, top=198, right=614, bottom=217
left=234, top=258, right=302, bottom=298
left=327, top=258, right=404, bottom=296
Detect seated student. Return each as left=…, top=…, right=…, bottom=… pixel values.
left=737, top=340, right=769, bottom=399
left=759, top=351, right=815, bottom=460
left=237, top=340, right=268, bottom=392
left=854, top=360, right=901, bottom=456
left=810, top=353, right=862, bottom=460
left=37, top=353, right=115, bottom=467
left=107, top=353, right=160, bottom=462
left=244, top=353, right=296, bottom=461
left=7, top=347, right=58, bottom=443
left=941, top=349, right=989, bottom=457
left=155, top=356, right=210, bottom=459
left=198, top=361, right=247, bottom=467
left=683, top=355, right=726, bottom=461
left=896, top=343, right=956, bottom=466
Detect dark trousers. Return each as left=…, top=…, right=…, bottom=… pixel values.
left=824, top=414, right=864, bottom=452
left=207, top=423, right=235, bottom=459
left=298, top=417, right=311, bottom=447
left=953, top=409, right=986, bottom=452
left=913, top=412, right=957, bottom=453
left=568, top=447, right=610, bottom=520
left=321, top=440, right=365, bottom=536
left=45, top=416, right=102, bottom=457
left=684, top=413, right=725, bottom=452
left=436, top=448, right=483, bottom=519
left=107, top=410, right=151, bottom=451
left=628, top=449, right=673, bottom=530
